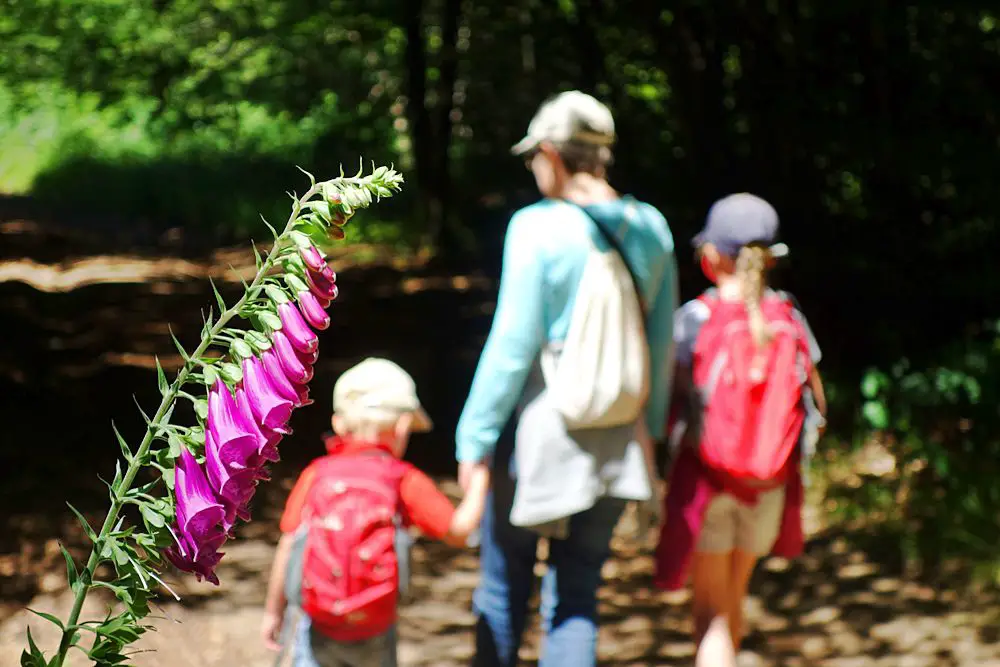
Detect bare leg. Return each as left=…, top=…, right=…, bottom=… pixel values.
left=690, top=551, right=732, bottom=646
left=727, top=549, right=758, bottom=651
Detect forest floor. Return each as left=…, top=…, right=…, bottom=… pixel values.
left=1, top=218, right=999, bottom=666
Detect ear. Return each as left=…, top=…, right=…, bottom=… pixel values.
left=700, top=243, right=721, bottom=265
left=394, top=412, right=414, bottom=439
left=538, top=141, right=565, bottom=170
left=331, top=414, right=347, bottom=435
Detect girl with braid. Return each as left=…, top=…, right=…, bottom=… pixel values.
left=654, top=194, right=827, bottom=661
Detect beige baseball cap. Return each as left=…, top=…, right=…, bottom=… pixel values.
left=332, top=357, right=432, bottom=432
left=511, top=90, right=616, bottom=156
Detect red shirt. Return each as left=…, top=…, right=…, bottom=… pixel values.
left=280, top=435, right=456, bottom=540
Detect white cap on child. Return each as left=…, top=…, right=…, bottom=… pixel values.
left=333, top=357, right=433, bottom=432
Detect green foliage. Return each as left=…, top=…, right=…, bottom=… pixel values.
left=859, top=320, right=1000, bottom=573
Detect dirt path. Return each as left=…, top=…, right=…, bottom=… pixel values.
left=2, top=222, right=999, bottom=665
left=3, top=486, right=1000, bottom=667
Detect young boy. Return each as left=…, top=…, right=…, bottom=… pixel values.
left=261, top=357, right=489, bottom=667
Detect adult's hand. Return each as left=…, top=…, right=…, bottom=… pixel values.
left=458, top=460, right=489, bottom=493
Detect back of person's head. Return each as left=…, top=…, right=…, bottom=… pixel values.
left=331, top=357, right=432, bottom=452
left=512, top=90, right=616, bottom=178
left=693, top=193, right=789, bottom=346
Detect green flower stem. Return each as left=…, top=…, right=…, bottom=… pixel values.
left=51, top=181, right=324, bottom=666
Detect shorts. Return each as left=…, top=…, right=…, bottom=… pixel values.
left=696, top=486, right=785, bottom=556
left=293, top=617, right=396, bottom=667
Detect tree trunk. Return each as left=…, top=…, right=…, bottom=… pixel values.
left=429, top=0, right=464, bottom=259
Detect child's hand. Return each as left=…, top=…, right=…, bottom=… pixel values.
left=446, top=464, right=491, bottom=546
left=260, top=610, right=283, bottom=652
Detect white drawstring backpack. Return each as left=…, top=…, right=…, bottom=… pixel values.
left=540, top=202, right=650, bottom=430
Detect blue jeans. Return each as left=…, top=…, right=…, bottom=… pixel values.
left=472, top=443, right=626, bottom=667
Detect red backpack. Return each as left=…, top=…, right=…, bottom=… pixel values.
left=692, top=290, right=812, bottom=494
left=299, top=453, right=409, bottom=642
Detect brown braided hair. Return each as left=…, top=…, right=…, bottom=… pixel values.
left=734, top=244, right=773, bottom=346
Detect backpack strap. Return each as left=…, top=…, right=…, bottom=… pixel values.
left=566, top=201, right=649, bottom=332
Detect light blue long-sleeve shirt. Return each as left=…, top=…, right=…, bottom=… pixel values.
left=456, top=196, right=678, bottom=463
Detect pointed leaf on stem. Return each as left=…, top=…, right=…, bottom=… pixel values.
left=155, top=357, right=168, bottom=395
left=209, top=278, right=227, bottom=314
left=60, top=544, right=80, bottom=593
left=296, top=165, right=317, bottom=188
left=229, top=263, right=251, bottom=291
left=167, top=326, right=190, bottom=362
left=67, top=503, right=98, bottom=544
left=251, top=242, right=263, bottom=271
left=22, top=627, right=46, bottom=666
left=112, top=422, right=133, bottom=463
left=201, top=308, right=214, bottom=338
left=259, top=216, right=279, bottom=241
left=132, top=395, right=152, bottom=425
left=27, top=609, right=66, bottom=631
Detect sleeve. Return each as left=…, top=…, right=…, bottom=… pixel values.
left=782, top=293, right=822, bottom=364
left=278, top=464, right=318, bottom=534
left=397, top=468, right=456, bottom=539
left=455, top=211, right=546, bottom=463
left=673, top=299, right=712, bottom=367
left=643, top=241, right=678, bottom=442
left=792, top=310, right=822, bottom=364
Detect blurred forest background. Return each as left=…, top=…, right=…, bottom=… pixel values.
left=2, top=0, right=1000, bottom=585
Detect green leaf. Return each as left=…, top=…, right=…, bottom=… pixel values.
left=209, top=277, right=227, bottom=314
left=139, top=503, right=166, bottom=529
left=220, top=362, right=243, bottom=384
left=245, top=329, right=272, bottom=351
left=284, top=273, right=308, bottom=294
left=111, top=422, right=133, bottom=463
left=67, top=503, right=98, bottom=543
left=296, top=165, right=317, bottom=188
left=259, top=216, right=279, bottom=240
left=27, top=608, right=65, bottom=630
left=303, top=199, right=332, bottom=223
left=60, top=544, right=79, bottom=593
left=132, top=395, right=151, bottom=425
left=264, top=284, right=289, bottom=305
left=289, top=231, right=312, bottom=248
left=201, top=308, right=214, bottom=338
left=155, top=357, right=168, bottom=395
left=259, top=310, right=283, bottom=331
left=282, top=253, right=306, bottom=275
left=167, top=326, right=190, bottom=362
left=862, top=400, right=890, bottom=430
left=230, top=339, right=254, bottom=359
left=202, top=364, right=218, bottom=387
left=111, top=459, right=124, bottom=492
left=193, top=398, right=208, bottom=421
left=20, top=627, right=46, bottom=667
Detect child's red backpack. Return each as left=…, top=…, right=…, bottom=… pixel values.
left=692, top=290, right=812, bottom=495
left=299, top=453, right=408, bottom=642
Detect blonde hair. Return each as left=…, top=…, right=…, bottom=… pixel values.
left=735, top=244, right=772, bottom=346
left=336, top=409, right=404, bottom=441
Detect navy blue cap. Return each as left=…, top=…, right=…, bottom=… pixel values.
left=692, top=193, right=788, bottom=258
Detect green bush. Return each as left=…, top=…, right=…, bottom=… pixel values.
left=859, top=319, right=1000, bottom=574
left=0, top=82, right=414, bottom=243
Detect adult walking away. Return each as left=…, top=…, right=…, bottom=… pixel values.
left=455, top=91, right=678, bottom=667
